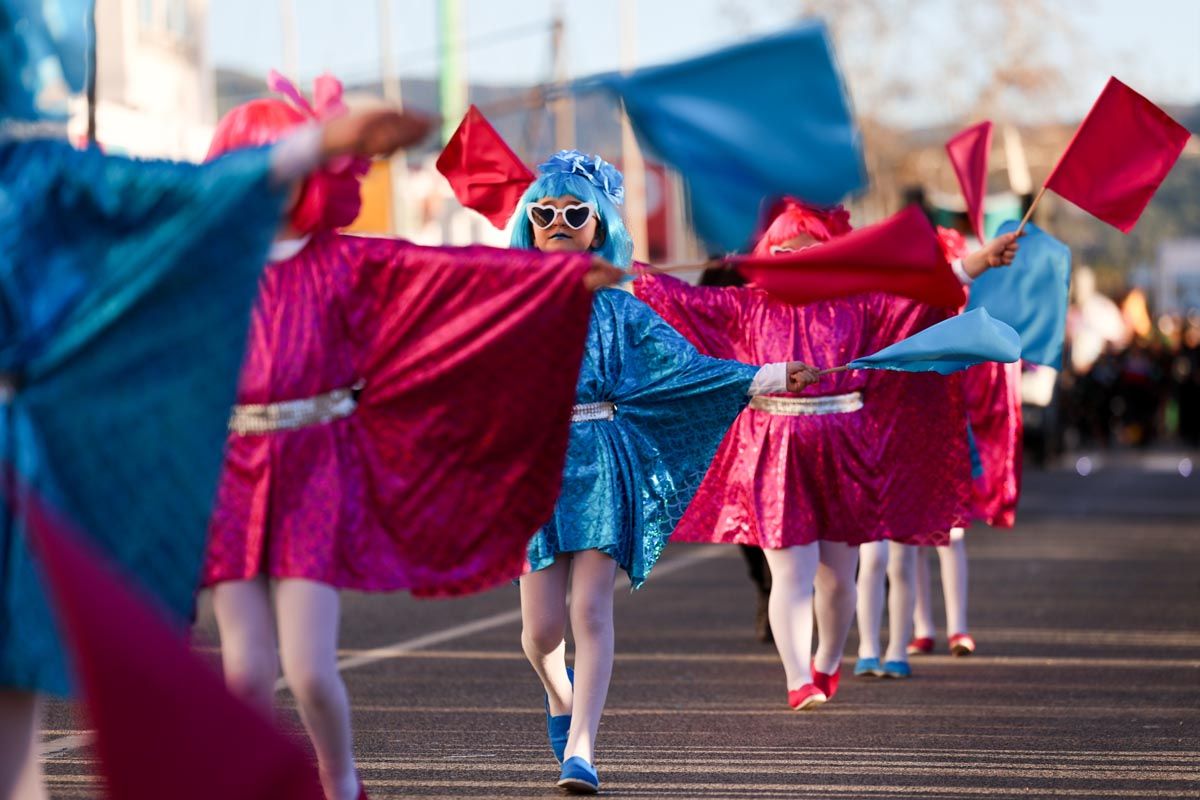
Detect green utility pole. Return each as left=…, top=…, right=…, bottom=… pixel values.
left=438, top=0, right=467, bottom=144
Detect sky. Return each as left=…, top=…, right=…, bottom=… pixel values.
left=208, top=0, right=1200, bottom=126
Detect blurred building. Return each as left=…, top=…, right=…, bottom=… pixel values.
left=1155, top=239, right=1200, bottom=315
left=70, top=0, right=215, bottom=160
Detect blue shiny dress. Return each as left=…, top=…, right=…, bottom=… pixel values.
left=0, top=137, right=284, bottom=694
left=526, top=289, right=758, bottom=587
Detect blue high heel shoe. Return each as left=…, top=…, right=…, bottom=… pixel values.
left=557, top=755, right=600, bottom=794
left=882, top=659, right=912, bottom=678
left=854, top=656, right=884, bottom=677
left=545, top=667, right=575, bottom=763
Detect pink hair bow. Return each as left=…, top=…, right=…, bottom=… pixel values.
left=267, top=69, right=361, bottom=174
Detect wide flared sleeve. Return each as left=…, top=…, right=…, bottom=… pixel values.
left=0, top=139, right=284, bottom=694
left=343, top=238, right=595, bottom=596
left=632, top=272, right=746, bottom=360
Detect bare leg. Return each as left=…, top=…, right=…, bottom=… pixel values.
left=761, top=544, right=820, bottom=689
left=855, top=541, right=886, bottom=661
left=814, top=541, right=860, bottom=675
left=0, top=690, right=46, bottom=800
left=912, top=547, right=938, bottom=640
left=938, top=528, right=969, bottom=635
left=884, top=543, right=918, bottom=663
left=211, top=577, right=279, bottom=714
left=519, top=555, right=573, bottom=716
left=276, top=579, right=358, bottom=800
left=562, top=550, right=618, bottom=764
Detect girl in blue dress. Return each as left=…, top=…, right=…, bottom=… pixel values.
left=510, top=150, right=818, bottom=794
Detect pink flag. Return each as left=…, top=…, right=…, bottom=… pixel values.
left=946, top=120, right=993, bottom=243
left=1045, top=77, right=1191, bottom=233
left=436, top=105, right=535, bottom=228
left=733, top=205, right=967, bottom=308
left=23, top=489, right=324, bottom=800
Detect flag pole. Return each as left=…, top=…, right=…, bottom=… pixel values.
left=817, top=366, right=850, bottom=376
left=1014, top=184, right=1047, bottom=236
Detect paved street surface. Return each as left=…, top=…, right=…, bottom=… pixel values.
left=39, top=449, right=1200, bottom=798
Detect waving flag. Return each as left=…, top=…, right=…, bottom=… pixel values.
left=437, top=105, right=535, bottom=229
left=946, top=121, right=993, bottom=243
left=22, top=490, right=325, bottom=800
left=1044, top=77, right=1191, bottom=233
left=734, top=205, right=966, bottom=307
left=587, top=22, right=865, bottom=251
left=847, top=308, right=1020, bottom=375
left=966, top=220, right=1072, bottom=367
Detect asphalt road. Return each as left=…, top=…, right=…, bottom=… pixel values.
left=39, top=449, right=1200, bottom=798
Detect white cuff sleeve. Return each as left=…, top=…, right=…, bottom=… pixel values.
left=951, top=257, right=974, bottom=286
left=748, top=362, right=789, bottom=396
left=268, top=124, right=323, bottom=184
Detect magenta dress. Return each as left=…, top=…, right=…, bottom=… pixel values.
left=202, top=233, right=594, bottom=597
left=634, top=273, right=971, bottom=548
left=964, top=360, right=1024, bottom=528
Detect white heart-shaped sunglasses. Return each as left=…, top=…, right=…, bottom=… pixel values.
left=526, top=202, right=598, bottom=230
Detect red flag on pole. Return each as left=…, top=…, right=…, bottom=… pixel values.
left=946, top=120, right=993, bottom=243
left=22, top=489, right=325, bottom=800
left=732, top=205, right=967, bottom=308
left=1044, top=77, right=1192, bottom=233
left=436, top=105, right=535, bottom=229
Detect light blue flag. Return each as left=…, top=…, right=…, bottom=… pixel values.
left=1, top=0, right=92, bottom=119
left=848, top=308, right=1021, bottom=375
left=585, top=22, right=866, bottom=252
left=965, top=220, right=1072, bottom=368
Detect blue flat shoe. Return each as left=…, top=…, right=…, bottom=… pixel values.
left=546, top=667, right=575, bottom=764
left=557, top=756, right=600, bottom=794
left=882, top=659, right=912, bottom=679
left=854, top=657, right=884, bottom=677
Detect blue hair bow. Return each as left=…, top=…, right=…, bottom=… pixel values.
left=538, top=149, right=625, bottom=207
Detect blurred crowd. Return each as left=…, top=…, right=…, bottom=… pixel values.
left=1042, top=266, right=1200, bottom=456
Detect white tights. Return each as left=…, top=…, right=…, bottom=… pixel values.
left=762, top=541, right=859, bottom=691
left=914, top=527, right=969, bottom=638
left=0, top=690, right=46, bottom=800
left=212, top=578, right=358, bottom=800
left=856, top=541, right=918, bottom=663
left=519, top=550, right=618, bottom=764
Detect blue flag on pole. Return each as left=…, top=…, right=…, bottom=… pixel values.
left=848, top=308, right=1021, bottom=375
left=586, top=22, right=866, bottom=252
left=965, top=220, right=1072, bottom=368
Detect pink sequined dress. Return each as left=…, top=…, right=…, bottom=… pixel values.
left=202, top=233, right=593, bottom=596
left=964, top=360, right=1024, bottom=528
left=634, top=273, right=971, bottom=548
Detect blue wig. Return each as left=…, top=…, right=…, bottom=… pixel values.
left=509, top=150, right=634, bottom=268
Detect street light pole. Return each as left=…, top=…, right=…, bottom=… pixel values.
left=618, top=0, right=649, bottom=263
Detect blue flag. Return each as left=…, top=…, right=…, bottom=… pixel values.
left=965, top=220, right=1071, bottom=368
left=586, top=22, right=866, bottom=252
left=1, top=0, right=92, bottom=119
left=848, top=308, right=1021, bottom=375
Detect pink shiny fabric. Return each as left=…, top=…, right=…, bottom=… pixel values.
left=634, top=274, right=970, bottom=548
left=203, top=234, right=593, bottom=597
left=964, top=360, right=1024, bottom=528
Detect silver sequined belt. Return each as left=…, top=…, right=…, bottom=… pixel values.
left=571, top=401, right=616, bottom=423
left=229, top=381, right=363, bottom=435
left=749, top=391, right=863, bottom=416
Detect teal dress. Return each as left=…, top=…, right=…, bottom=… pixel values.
left=526, top=289, right=758, bottom=587
left=0, top=136, right=284, bottom=695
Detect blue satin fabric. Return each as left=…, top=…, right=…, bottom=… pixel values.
left=526, top=289, right=757, bottom=587
left=0, top=138, right=283, bottom=694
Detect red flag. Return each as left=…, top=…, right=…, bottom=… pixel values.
left=22, top=489, right=324, bottom=800
left=436, top=105, right=535, bottom=229
left=733, top=205, right=967, bottom=308
left=946, top=120, right=993, bottom=243
left=1045, top=77, right=1191, bottom=233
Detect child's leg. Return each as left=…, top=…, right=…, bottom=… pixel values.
left=211, top=577, right=280, bottom=714
left=761, top=543, right=820, bottom=689
left=912, top=547, right=938, bottom=641
left=855, top=541, right=887, bottom=661
left=884, top=543, right=918, bottom=663
left=938, top=528, right=969, bottom=635
left=562, top=550, right=618, bottom=764
left=519, top=556, right=573, bottom=716
left=276, top=579, right=358, bottom=800
left=814, top=541, right=860, bottom=675
left=0, top=689, right=46, bottom=800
